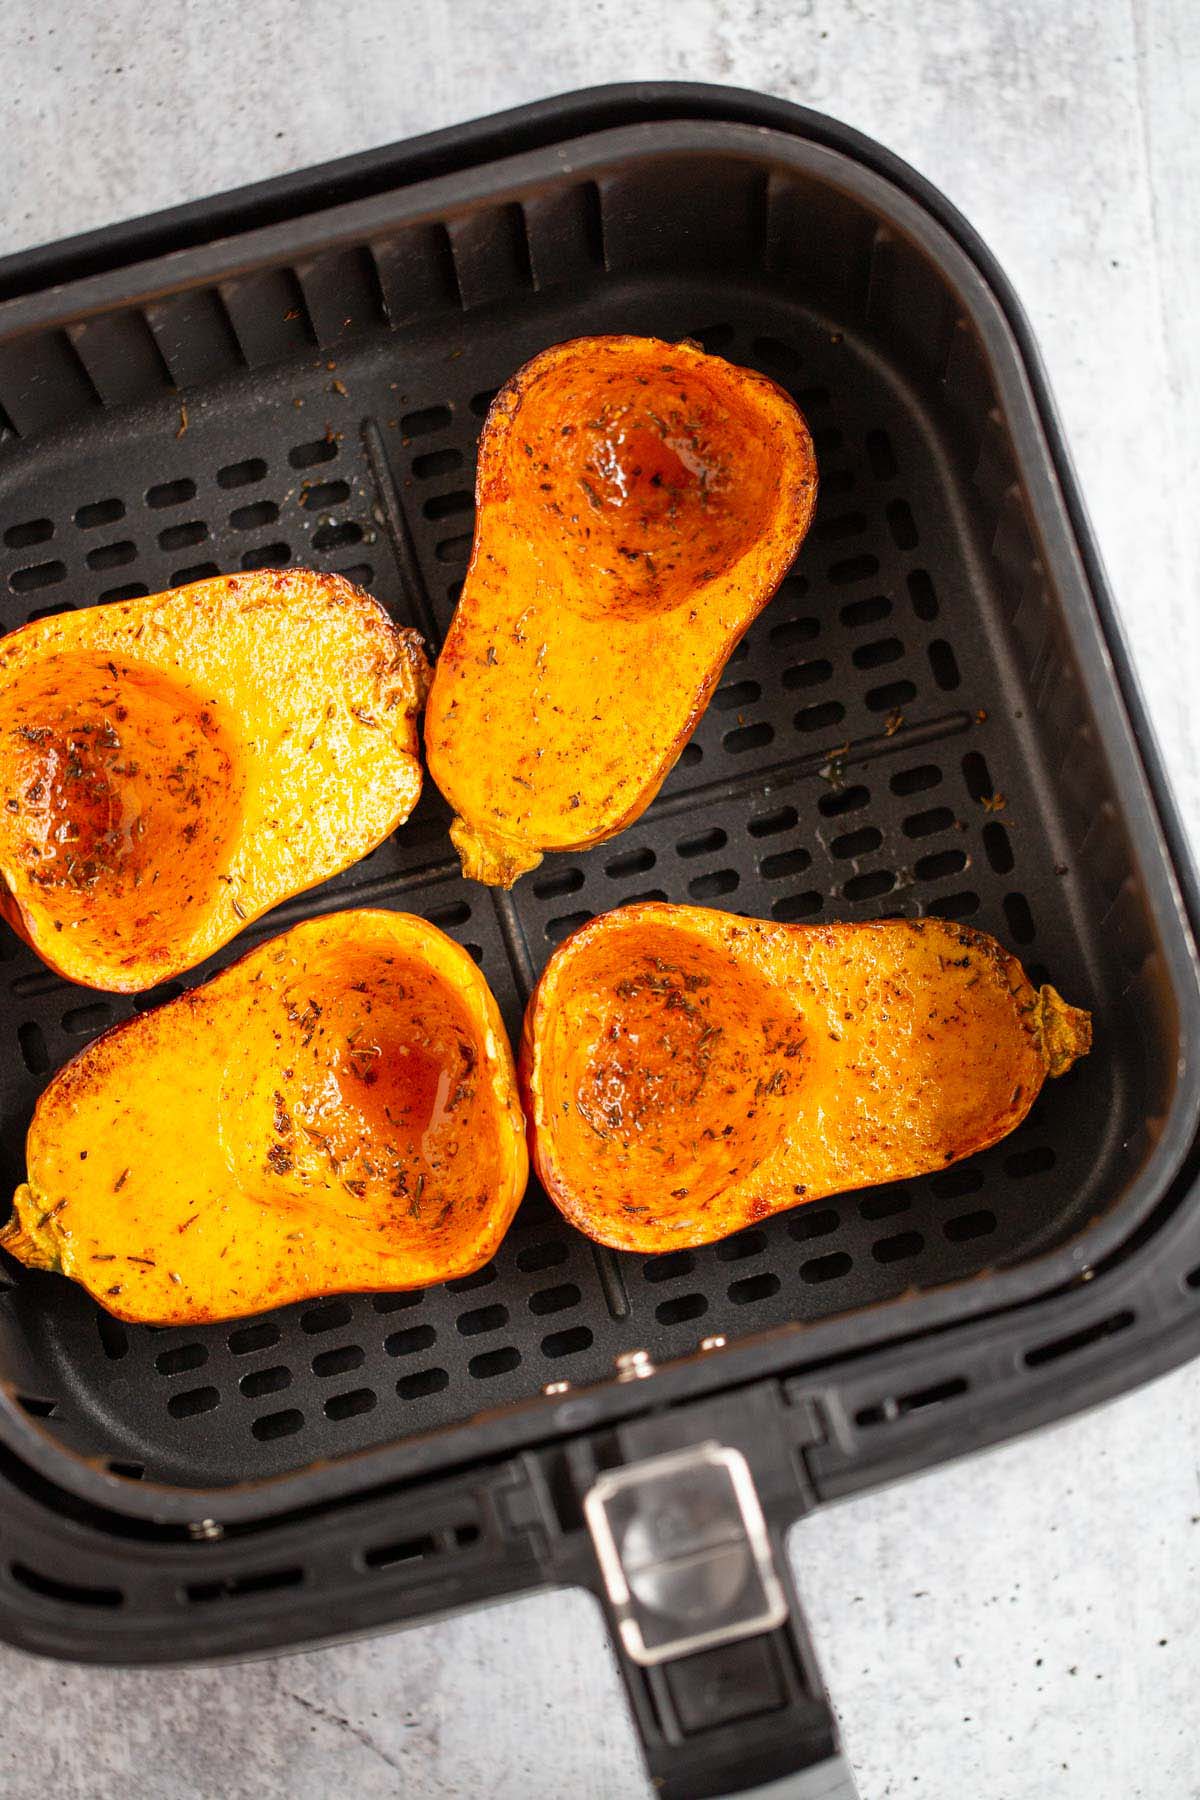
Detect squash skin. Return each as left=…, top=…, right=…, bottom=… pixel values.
left=424, top=336, right=818, bottom=887
left=0, top=910, right=528, bottom=1324
left=0, top=571, right=430, bottom=991
left=521, top=904, right=1092, bottom=1254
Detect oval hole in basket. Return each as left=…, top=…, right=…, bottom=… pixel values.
left=715, top=1230, right=767, bottom=1262
left=385, top=1324, right=437, bottom=1358
left=516, top=1240, right=569, bottom=1274
left=728, top=1272, right=780, bottom=1305
left=644, top=1251, right=696, bottom=1284
left=788, top=1208, right=839, bottom=1241
left=4, top=517, right=53, bottom=548
left=289, top=438, right=338, bottom=469
left=228, top=1321, right=281, bottom=1355
left=158, top=520, right=208, bottom=552
left=866, top=430, right=898, bottom=480
left=217, top=457, right=267, bottom=489
left=541, top=1325, right=593, bottom=1359
left=532, top=867, right=584, bottom=899
left=75, top=497, right=124, bottom=530
left=239, top=1365, right=291, bottom=1399
left=927, top=891, right=979, bottom=919
left=606, top=845, right=656, bottom=879
left=907, top=569, right=939, bottom=620
left=689, top=868, right=739, bottom=901
left=872, top=1230, right=925, bottom=1264
left=457, top=1304, right=508, bottom=1337
left=794, top=700, right=844, bottom=734
left=783, top=658, right=833, bottom=692
left=832, top=826, right=882, bottom=861
left=301, top=1299, right=354, bottom=1335
left=167, top=1386, right=220, bottom=1419
left=231, top=500, right=279, bottom=532
left=325, top=1388, right=376, bottom=1421
left=904, top=806, right=955, bottom=840
left=760, top=846, right=811, bottom=880
left=155, top=1343, right=207, bottom=1377
left=528, top=1283, right=581, bottom=1316
left=312, top=1344, right=365, bottom=1378
left=841, top=594, right=890, bottom=628
left=843, top=869, right=894, bottom=902
left=241, top=543, right=291, bottom=571
left=85, top=540, right=136, bottom=572
left=412, top=447, right=463, bottom=480
left=397, top=1367, right=449, bottom=1400
left=468, top=1346, right=520, bottom=1380
left=11, top=560, right=66, bottom=592
left=771, top=891, right=823, bottom=922
left=655, top=1293, right=708, bottom=1326
left=724, top=721, right=773, bottom=754
left=748, top=806, right=796, bottom=839
left=944, top=1209, right=997, bottom=1242
left=18, top=1022, right=50, bottom=1076
left=371, top=1290, right=425, bottom=1314
left=800, top=1251, right=852, bottom=1284
left=677, top=828, right=726, bottom=859
left=1004, top=892, right=1036, bottom=943
left=147, top=478, right=197, bottom=507
left=301, top=479, right=350, bottom=511
left=252, top=1407, right=304, bottom=1440
left=819, top=784, right=870, bottom=818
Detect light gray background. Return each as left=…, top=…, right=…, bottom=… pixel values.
left=1, top=2, right=1198, bottom=1796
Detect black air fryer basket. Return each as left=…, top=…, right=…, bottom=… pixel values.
left=0, top=85, right=1197, bottom=1800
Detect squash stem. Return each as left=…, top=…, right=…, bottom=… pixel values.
left=1036, top=985, right=1093, bottom=1078
left=0, top=1184, right=63, bottom=1273
left=450, top=815, right=543, bottom=888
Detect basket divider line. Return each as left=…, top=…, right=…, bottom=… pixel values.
left=360, top=413, right=442, bottom=646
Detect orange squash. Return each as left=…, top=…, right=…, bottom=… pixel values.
left=424, top=336, right=817, bottom=887
left=521, top=904, right=1091, bottom=1253
left=0, top=910, right=527, bottom=1324
left=0, top=571, right=429, bottom=991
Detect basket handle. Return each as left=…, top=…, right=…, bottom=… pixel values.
left=582, top=1438, right=857, bottom=1799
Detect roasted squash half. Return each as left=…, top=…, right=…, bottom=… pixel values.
left=0, top=571, right=430, bottom=991
left=424, top=336, right=817, bottom=886
left=0, top=910, right=527, bottom=1323
left=521, top=904, right=1091, bottom=1253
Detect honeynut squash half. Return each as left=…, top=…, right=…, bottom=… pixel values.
left=0, top=570, right=430, bottom=991
left=521, top=903, right=1092, bottom=1254
left=424, top=335, right=818, bottom=886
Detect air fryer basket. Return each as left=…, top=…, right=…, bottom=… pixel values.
left=0, top=83, right=1197, bottom=1798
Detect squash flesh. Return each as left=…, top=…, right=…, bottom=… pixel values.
left=521, top=904, right=1091, bottom=1253
left=424, top=336, right=817, bottom=886
left=0, top=911, right=527, bottom=1323
left=0, top=571, right=430, bottom=990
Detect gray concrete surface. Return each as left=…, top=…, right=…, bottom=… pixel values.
left=1, top=2, right=1198, bottom=1795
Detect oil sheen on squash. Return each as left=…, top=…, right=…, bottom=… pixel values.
left=0, top=911, right=527, bottom=1323
left=521, top=903, right=1092, bottom=1253
left=0, top=571, right=430, bottom=991
left=424, top=336, right=818, bottom=887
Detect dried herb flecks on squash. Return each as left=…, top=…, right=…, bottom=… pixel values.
left=425, top=336, right=817, bottom=886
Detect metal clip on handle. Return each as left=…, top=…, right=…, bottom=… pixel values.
left=585, top=1440, right=857, bottom=1800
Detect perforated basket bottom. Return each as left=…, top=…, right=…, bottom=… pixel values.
left=0, top=274, right=1119, bottom=1485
